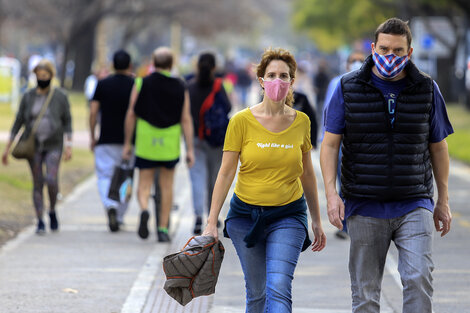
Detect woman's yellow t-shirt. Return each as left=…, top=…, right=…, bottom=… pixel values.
left=223, top=108, right=312, bottom=206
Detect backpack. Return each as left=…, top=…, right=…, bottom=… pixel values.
left=198, top=78, right=230, bottom=147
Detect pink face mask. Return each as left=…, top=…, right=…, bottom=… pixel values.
left=262, top=78, right=291, bottom=102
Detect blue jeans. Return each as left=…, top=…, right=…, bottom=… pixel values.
left=226, top=216, right=306, bottom=313
left=347, top=208, right=434, bottom=313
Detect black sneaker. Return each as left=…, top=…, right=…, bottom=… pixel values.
left=49, top=211, right=59, bottom=231
left=193, top=216, right=203, bottom=235
left=107, top=208, right=119, bottom=232
left=36, top=220, right=46, bottom=235
left=138, top=210, right=150, bottom=239
left=157, top=230, right=171, bottom=242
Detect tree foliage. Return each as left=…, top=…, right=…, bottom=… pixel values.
left=292, top=0, right=394, bottom=52
left=0, top=0, right=265, bottom=89
left=292, top=0, right=469, bottom=53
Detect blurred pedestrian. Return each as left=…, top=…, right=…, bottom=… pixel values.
left=2, top=59, right=73, bottom=235
left=321, top=18, right=453, bottom=313
left=84, top=65, right=109, bottom=107
left=89, top=50, right=135, bottom=232
left=321, top=51, right=365, bottom=240
left=188, top=52, right=232, bottom=235
left=122, top=47, right=194, bottom=242
left=292, top=91, right=317, bottom=149
left=313, top=58, right=330, bottom=123
left=235, top=63, right=252, bottom=107
left=295, top=60, right=316, bottom=108
left=203, top=48, right=326, bottom=312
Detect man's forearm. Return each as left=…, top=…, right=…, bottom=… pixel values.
left=430, top=140, right=450, bottom=203
left=124, top=112, right=136, bottom=145
left=89, top=114, right=96, bottom=141
left=320, top=144, right=340, bottom=197
left=182, top=120, right=194, bottom=152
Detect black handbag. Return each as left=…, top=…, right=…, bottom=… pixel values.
left=11, top=88, right=55, bottom=160
left=108, top=160, right=134, bottom=203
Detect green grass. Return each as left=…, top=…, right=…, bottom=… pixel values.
left=446, top=104, right=470, bottom=165
left=0, top=91, right=89, bottom=132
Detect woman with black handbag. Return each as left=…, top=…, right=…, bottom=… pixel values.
left=2, top=59, right=73, bottom=235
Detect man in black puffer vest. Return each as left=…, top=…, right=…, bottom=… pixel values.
left=320, top=18, right=454, bottom=313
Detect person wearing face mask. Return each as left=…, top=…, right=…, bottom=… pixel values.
left=321, top=18, right=453, bottom=313
left=202, top=48, right=326, bottom=313
left=320, top=51, right=365, bottom=240
left=322, top=51, right=365, bottom=139
left=2, top=59, right=73, bottom=235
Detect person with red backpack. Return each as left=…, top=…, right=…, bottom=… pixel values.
left=188, top=52, right=232, bottom=235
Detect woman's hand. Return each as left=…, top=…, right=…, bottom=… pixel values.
left=202, top=221, right=219, bottom=241
left=311, top=221, right=326, bottom=252
left=64, top=146, right=72, bottom=161
left=2, top=149, right=9, bottom=166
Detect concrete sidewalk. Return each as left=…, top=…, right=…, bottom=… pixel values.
left=1, top=152, right=469, bottom=312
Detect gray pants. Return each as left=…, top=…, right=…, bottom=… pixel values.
left=94, top=144, right=130, bottom=223
left=347, top=208, right=434, bottom=313
left=189, top=138, right=223, bottom=218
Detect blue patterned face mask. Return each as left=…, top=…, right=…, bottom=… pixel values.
left=372, top=50, right=409, bottom=79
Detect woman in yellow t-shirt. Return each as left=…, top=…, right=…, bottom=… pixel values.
left=202, top=48, right=326, bottom=312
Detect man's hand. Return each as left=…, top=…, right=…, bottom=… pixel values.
left=90, top=138, right=97, bottom=151
left=433, top=201, right=452, bottom=237
left=122, top=143, right=132, bottom=161
left=186, top=150, right=195, bottom=168
left=326, top=192, right=345, bottom=230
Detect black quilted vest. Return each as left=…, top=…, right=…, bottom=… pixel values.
left=340, top=55, right=434, bottom=201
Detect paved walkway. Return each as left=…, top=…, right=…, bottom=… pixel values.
left=1, top=152, right=469, bottom=312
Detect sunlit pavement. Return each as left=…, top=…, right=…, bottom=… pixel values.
left=0, top=151, right=469, bottom=313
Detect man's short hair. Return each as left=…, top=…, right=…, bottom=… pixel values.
left=113, top=50, right=131, bottom=70
left=347, top=51, right=365, bottom=64
left=153, top=47, right=173, bottom=70
left=374, top=17, right=412, bottom=49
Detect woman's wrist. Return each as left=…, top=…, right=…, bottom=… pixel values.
left=207, top=216, right=219, bottom=226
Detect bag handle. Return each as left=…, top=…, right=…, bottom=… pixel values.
left=30, top=87, right=56, bottom=136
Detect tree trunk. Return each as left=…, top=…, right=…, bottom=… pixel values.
left=60, top=41, right=70, bottom=87
left=70, top=21, right=98, bottom=91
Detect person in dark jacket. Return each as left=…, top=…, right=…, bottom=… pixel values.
left=2, top=59, right=72, bottom=235
left=292, top=91, right=317, bottom=149
left=320, top=18, right=453, bottom=313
